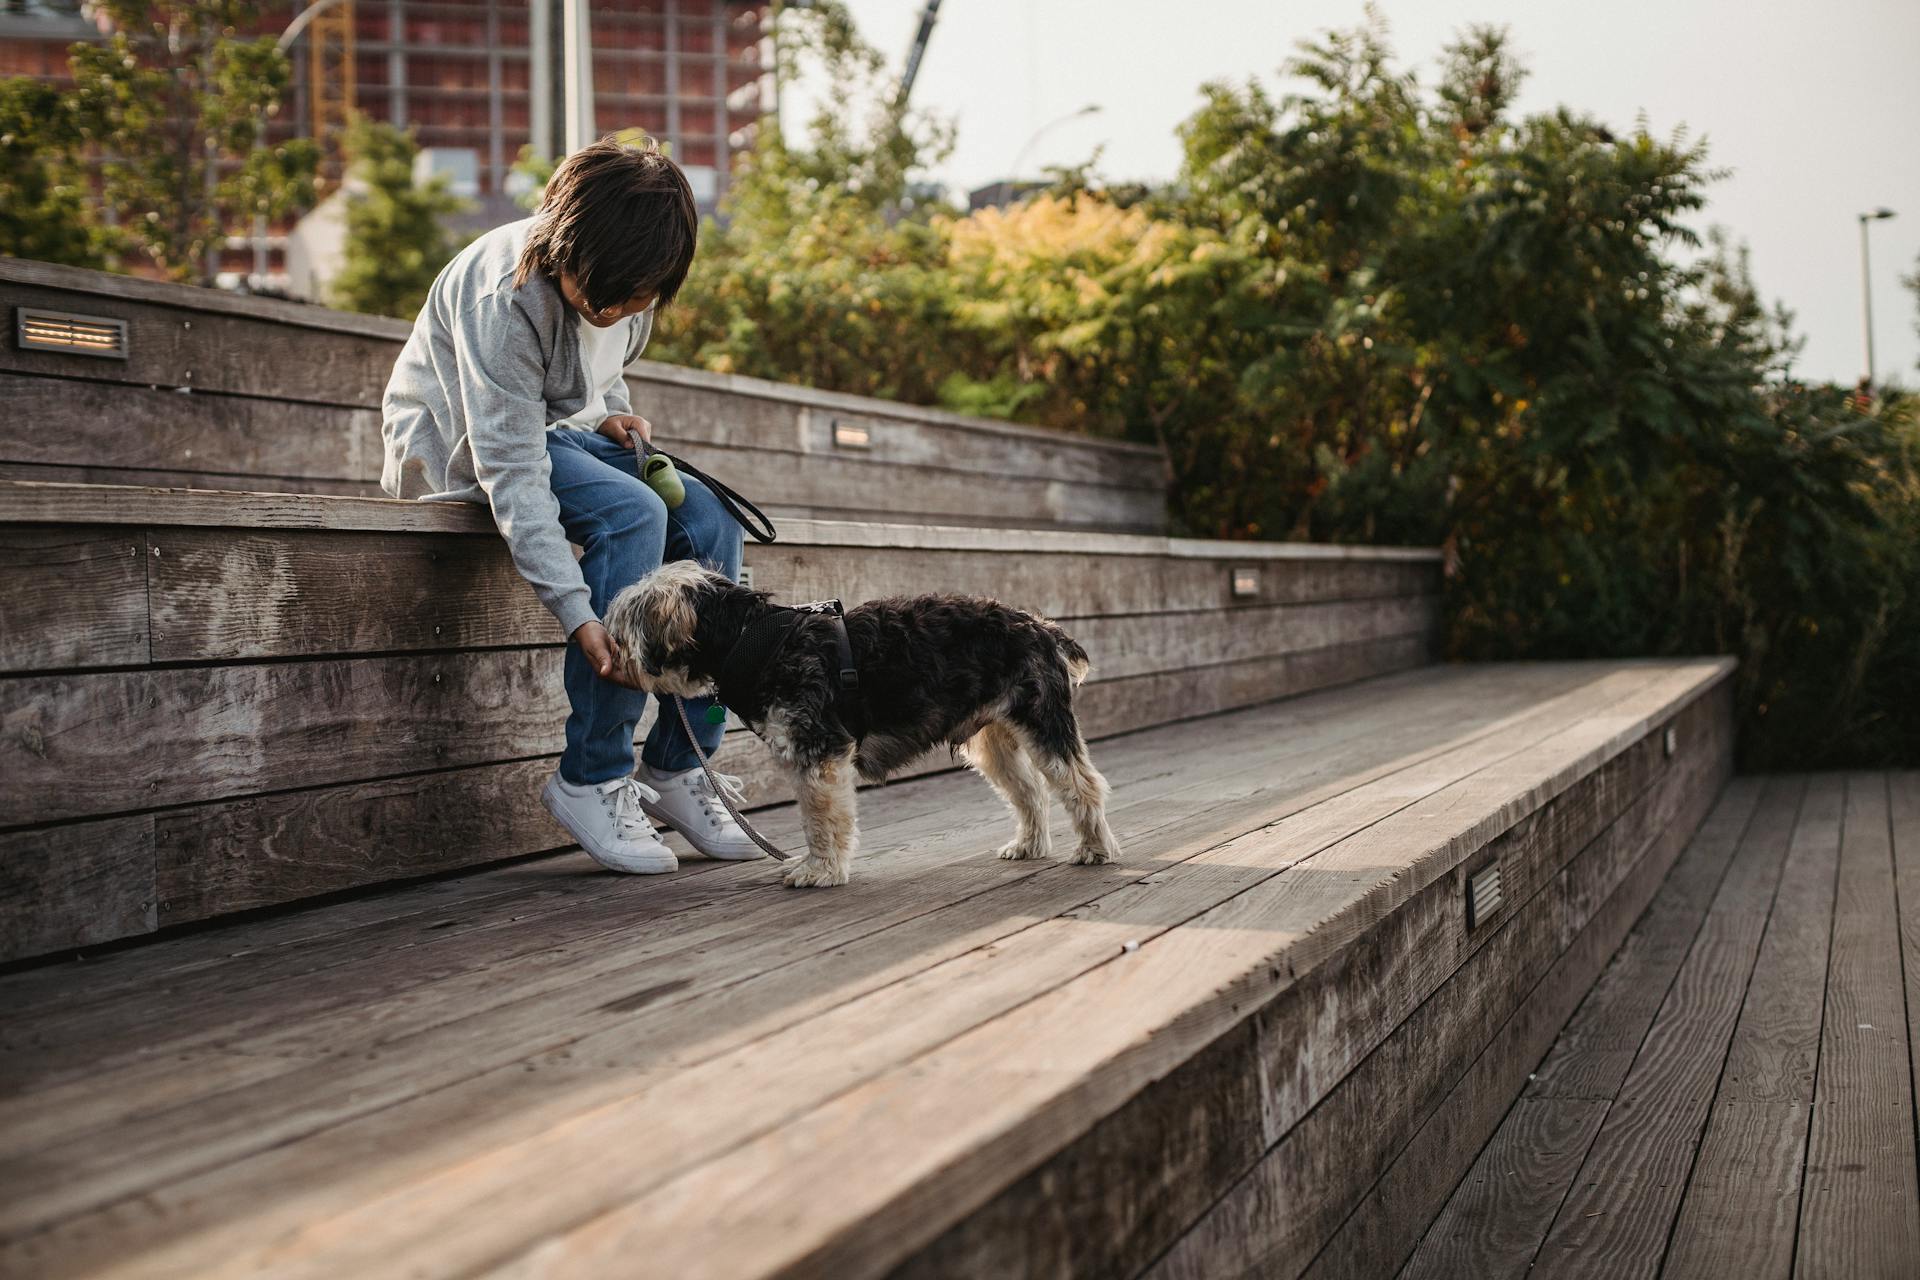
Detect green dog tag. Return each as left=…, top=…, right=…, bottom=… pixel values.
left=705, top=705, right=728, bottom=726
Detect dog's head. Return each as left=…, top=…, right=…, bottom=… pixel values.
left=604, top=560, right=733, bottom=696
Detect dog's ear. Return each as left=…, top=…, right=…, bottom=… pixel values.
left=640, top=562, right=714, bottom=667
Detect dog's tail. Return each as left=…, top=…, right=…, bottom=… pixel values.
left=1041, top=620, right=1093, bottom=686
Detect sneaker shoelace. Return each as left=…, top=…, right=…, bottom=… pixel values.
left=689, top=771, right=747, bottom=829
left=596, top=776, right=662, bottom=840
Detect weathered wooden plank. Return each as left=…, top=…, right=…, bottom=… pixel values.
left=152, top=758, right=572, bottom=924
left=402, top=670, right=1727, bottom=1280
left=1286, top=757, right=1747, bottom=1280
left=1793, top=772, right=1920, bottom=1277
left=631, top=367, right=1166, bottom=486
left=0, top=650, right=570, bottom=825
left=0, top=526, right=146, bottom=671
left=0, top=462, right=376, bottom=498
left=0, top=627, right=1418, bottom=950
left=1662, top=774, right=1843, bottom=1280
left=0, top=481, right=1438, bottom=567
left=1144, top=690, right=1735, bottom=1280
left=1398, top=1098, right=1609, bottom=1280
left=1520, top=774, right=1799, bottom=1278
left=0, top=663, right=1543, bottom=1190
left=0, top=374, right=383, bottom=484
left=0, top=666, right=1654, bottom=1272
left=0, top=257, right=412, bottom=339
left=0, top=282, right=395, bottom=404
left=917, top=691, right=1729, bottom=1280
left=0, top=817, right=156, bottom=962
left=138, top=521, right=1433, bottom=663
left=0, top=665, right=1464, bottom=1026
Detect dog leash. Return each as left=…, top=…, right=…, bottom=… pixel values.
left=671, top=694, right=795, bottom=862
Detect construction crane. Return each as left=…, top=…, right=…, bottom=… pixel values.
left=893, top=0, right=941, bottom=111
left=305, top=0, right=355, bottom=150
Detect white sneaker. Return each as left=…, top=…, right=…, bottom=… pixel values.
left=541, top=771, right=678, bottom=874
left=638, top=763, right=766, bottom=861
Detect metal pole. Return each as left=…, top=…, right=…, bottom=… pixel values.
left=529, top=0, right=552, bottom=159
left=562, top=0, right=595, bottom=154
left=1861, top=214, right=1876, bottom=388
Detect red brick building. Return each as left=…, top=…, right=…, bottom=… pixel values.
left=0, top=0, right=772, bottom=287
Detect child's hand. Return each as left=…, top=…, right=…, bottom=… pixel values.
left=598, top=415, right=653, bottom=450
left=573, top=620, right=643, bottom=688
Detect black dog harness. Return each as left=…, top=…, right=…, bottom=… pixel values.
left=715, top=599, right=866, bottom=738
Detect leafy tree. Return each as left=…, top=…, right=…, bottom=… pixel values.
left=0, top=76, right=111, bottom=268
left=331, top=117, right=469, bottom=319
left=63, top=0, right=317, bottom=281
left=649, top=14, right=1919, bottom=768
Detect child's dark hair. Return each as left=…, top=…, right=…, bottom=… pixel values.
left=515, top=136, right=698, bottom=312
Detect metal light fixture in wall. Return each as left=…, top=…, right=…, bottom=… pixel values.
left=16, top=309, right=128, bottom=360
left=1466, top=862, right=1504, bottom=931
left=832, top=419, right=873, bottom=450
left=1231, top=567, right=1261, bottom=598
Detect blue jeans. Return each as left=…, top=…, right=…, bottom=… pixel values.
left=546, top=427, right=743, bottom=784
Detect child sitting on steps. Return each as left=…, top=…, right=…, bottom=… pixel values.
left=380, top=136, right=756, bottom=875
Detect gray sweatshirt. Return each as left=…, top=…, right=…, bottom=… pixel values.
left=380, top=217, right=653, bottom=638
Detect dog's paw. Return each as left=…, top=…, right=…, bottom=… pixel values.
left=997, top=839, right=1051, bottom=861
left=783, top=856, right=850, bottom=888
left=1070, top=840, right=1119, bottom=866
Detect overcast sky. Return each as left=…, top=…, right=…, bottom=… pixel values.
left=803, top=0, right=1920, bottom=387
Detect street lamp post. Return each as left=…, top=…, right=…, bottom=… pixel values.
left=1006, top=103, right=1103, bottom=188
left=1859, top=207, right=1897, bottom=388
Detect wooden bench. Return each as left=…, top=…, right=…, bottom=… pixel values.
left=0, top=478, right=1440, bottom=961
left=1, top=259, right=1166, bottom=532
left=0, top=658, right=1735, bottom=1279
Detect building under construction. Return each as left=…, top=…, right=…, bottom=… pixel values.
left=0, top=0, right=773, bottom=290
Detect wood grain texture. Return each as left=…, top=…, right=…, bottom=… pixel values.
left=1526, top=773, right=1799, bottom=1279
left=138, top=522, right=1434, bottom=664
left=0, top=817, right=155, bottom=962
left=937, top=692, right=1726, bottom=1280
left=0, top=282, right=395, bottom=404
left=1148, top=694, right=1734, bottom=1280
left=0, top=664, right=1720, bottom=1279
left=0, top=664, right=1497, bottom=1047
left=0, top=374, right=383, bottom=483
left=1287, top=761, right=1744, bottom=1280
left=0, top=525, right=146, bottom=671
left=1793, top=773, right=1920, bottom=1278
left=422, top=670, right=1727, bottom=1280
left=0, top=629, right=1422, bottom=950
left=153, top=757, right=572, bottom=923
left=0, top=665, right=1583, bottom=1249
left=0, top=650, right=569, bottom=824
left=1662, top=775, right=1842, bottom=1280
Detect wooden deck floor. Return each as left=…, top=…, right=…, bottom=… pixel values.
left=1406, top=771, right=1920, bottom=1280
left=0, top=660, right=1728, bottom=1280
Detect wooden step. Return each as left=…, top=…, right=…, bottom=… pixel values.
left=1404, top=770, right=1920, bottom=1280
left=0, top=480, right=1440, bottom=960
left=1, top=258, right=1166, bottom=532
left=0, top=658, right=1734, bottom=1279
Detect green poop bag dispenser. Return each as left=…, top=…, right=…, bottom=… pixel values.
left=640, top=449, right=686, bottom=510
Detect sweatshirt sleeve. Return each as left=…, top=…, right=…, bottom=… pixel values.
left=452, top=290, right=599, bottom=638
left=600, top=308, right=652, bottom=419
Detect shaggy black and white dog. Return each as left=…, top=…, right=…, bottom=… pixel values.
left=605, top=562, right=1121, bottom=887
